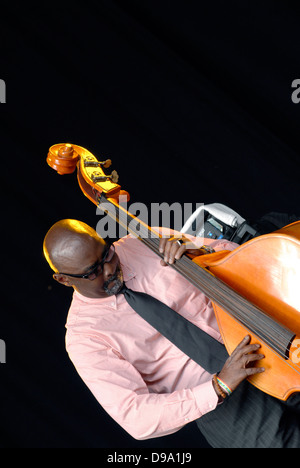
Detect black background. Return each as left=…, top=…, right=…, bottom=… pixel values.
left=1, top=0, right=299, bottom=448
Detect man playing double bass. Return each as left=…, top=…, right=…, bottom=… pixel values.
left=43, top=219, right=300, bottom=448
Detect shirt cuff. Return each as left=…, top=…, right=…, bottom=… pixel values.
left=192, top=378, right=219, bottom=416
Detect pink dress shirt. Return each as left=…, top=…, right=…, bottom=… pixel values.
left=65, top=234, right=237, bottom=440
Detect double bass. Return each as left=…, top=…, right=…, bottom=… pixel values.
left=47, top=143, right=300, bottom=401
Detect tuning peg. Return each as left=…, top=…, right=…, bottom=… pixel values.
left=91, top=170, right=119, bottom=184
left=110, top=170, right=119, bottom=183
left=84, top=157, right=112, bottom=168
left=102, top=159, right=112, bottom=168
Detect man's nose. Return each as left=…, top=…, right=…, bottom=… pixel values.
left=102, top=257, right=116, bottom=279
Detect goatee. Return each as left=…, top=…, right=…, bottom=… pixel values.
left=103, top=268, right=124, bottom=296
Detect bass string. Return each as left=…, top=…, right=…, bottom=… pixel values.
left=100, top=199, right=300, bottom=369
left=162, top=240, right=292, bottom=345
left=165, top=242, right=300, bottom=368
left=118, top=204, right=300, bottom=370
left=146, top=237, right=300, bottom=371
left=108, top=201, right=295, bottom=355
left=141, top=237, right=296, bottom=362
left=107, top=200, right=296, bottom=357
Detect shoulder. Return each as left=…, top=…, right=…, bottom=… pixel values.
left=114, top=234, right=159, bottom=262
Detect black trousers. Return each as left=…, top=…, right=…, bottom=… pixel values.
left=196, top=382, right=300, bottom=448
left=196, top=212, right=300, bottom=448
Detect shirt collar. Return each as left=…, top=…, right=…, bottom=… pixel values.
left=121, top=261, right=136, bottom=283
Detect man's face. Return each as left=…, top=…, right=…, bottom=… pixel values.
left=54, top=235, right=123, bottom=298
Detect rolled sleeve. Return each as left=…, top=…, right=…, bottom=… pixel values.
left=192, top=379, right=219, bottom=415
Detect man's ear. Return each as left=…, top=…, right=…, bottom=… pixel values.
left=53, top=273, right=73, bottom=287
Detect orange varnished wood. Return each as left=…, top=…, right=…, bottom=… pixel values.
left=213, top=304, right=300, bottom=400
left=47, top=143, right=80, bottom=174
left=193, top=223, right=300, bottom=400
left=202, top=225, right=300, bottom=333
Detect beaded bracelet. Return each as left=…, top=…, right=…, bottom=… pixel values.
left=212, top=375, right=233, bottom=399
left=212, top=374, right=227, bottom=400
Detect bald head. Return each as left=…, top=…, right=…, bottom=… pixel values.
left=43, top=219, right=122, bottom=298
left=43, top=219, right=105, bottom=273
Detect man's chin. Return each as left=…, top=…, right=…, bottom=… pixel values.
left=104, top=279, right=123, bottom=296
left=103, top=270, right=124, bottom=296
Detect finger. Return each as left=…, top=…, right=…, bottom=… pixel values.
left=231, top=336, right=252, bottom=357
left=235, top=335, right=251, bottom=350
left=233, top=338, right=261, bottom=357
left=174, top=241, right=187, bottom=260
left=245, top=366, right=265, bottom=376
left=165, top=238, right=184, bottom=264
left=163, top=238, right=173, bottom=263
left=159, top=237, right=173, bottom=262
left=170, top=240, right=186, bottom=263
left=159, top=238, right=172, bottom=266
left=231, top=345, right=261, bottom=363
left=159, top=238, right=168, bottom=254
left=241, top=344, right=262, bottom=356
left=241, top=353, right=265, bottom=369
left=245, top=353, right=265, bottom=363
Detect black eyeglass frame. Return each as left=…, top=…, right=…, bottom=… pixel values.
left=59, top=244, right=115, bottom=281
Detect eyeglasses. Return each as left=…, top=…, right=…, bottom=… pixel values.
left=60, top=244, right=115, bottom=281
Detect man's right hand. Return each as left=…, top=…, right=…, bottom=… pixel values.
left=218, top=335, right=265, bottom=393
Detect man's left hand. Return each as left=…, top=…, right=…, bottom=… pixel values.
left=159, top=236, right=201, bottom=266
